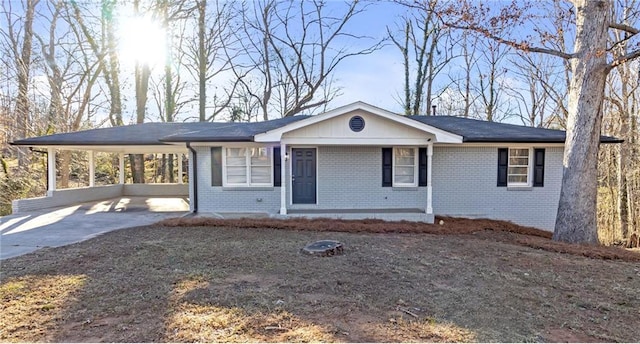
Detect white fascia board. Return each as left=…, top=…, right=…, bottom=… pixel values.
left=436, top=142, right=565, bottom=148
left=281, top=137, right=431, bottom=145
left=24, top=144, right=188, bottom=153
left=188, top=142, right=278, bottom=147
left=254, top=101, right=463, bottom=143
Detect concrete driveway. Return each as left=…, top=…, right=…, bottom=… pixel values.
left=0, top=197, right=189, bottom=260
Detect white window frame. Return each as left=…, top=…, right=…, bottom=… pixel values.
left=392, top=147, right=418, bottom=187
left=507, top=148, right=533, bottom=187
left=222, top=146, right=273, bottom=187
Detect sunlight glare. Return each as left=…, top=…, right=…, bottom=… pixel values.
left=119, top=16, right=166, bottom=66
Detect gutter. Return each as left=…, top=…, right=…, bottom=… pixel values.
left=186, top=142, right=198, bottom=213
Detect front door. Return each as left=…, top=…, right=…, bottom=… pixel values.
left=292, top=148, right=316, bottom=204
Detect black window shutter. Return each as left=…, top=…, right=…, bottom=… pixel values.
left=533, top=148, right=545, bottom=187
left=419, top=147, right=427, bottom=186
left=273, top=147, right=281, bottom=187
left=497, top=148, right=508, bottom=187
left=211, top=147, right=223, bottom=186
left=382, top=148, right=392, bottom=187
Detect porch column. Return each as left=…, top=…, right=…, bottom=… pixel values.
left=119, top=153, right=125, bottom=184
left=280, top=143, right=287, bottom=215
left=47, top=147, right=56, bottom=192
left=426, top=143, right=433, bottom=215
left=177, top=153, right=183, bottom=184
left=88, top=150, right=95, bottom=187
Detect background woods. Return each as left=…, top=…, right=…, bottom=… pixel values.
left=0, top=0, right=638, bottom=246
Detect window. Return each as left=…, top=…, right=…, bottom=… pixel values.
left=508, top=148, right=530, bottom=186
left=224, top=147, right=272, bottom=186
left=498, top=147, right=545, bottom=188
left=393, top=147, right=417, bottom=186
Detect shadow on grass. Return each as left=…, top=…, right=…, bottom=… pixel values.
left=0, top=225, right=478, bottom=342
left=1, top=224, right=639, bottom=342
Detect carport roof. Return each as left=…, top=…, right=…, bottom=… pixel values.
left=11, top=116, right=309, bottom=147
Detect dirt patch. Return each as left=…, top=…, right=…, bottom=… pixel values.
left=1, top=225, right=639, bottom=342
left=159, top=216, right=640, bottom=262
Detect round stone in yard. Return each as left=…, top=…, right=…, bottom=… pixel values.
left=302, top=240, right=344, bottom=256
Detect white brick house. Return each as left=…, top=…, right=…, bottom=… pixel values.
left=11, top=102, right=621, bottom=231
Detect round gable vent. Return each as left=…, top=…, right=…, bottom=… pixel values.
left=349, top=115, right=365, bottom=132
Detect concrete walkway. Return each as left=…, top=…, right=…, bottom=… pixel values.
left=0, top=197, right=189, bottom=260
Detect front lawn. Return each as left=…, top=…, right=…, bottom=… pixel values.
left=1, top=220, right=638, bottom=342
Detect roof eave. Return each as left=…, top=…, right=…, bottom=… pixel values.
left=160, top=136, right=255, bottom=143
left=462, top=137, right=623, bottom=144
left=10, top=141, right=171, bottom=146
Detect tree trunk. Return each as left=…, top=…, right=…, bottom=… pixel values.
left=59, top=151, right=71, bottom=188
left=198, top=0, right=207, bottom=122
left=553, top=0, right=610, bottom=244
left=15, top=0, right=39, bottom=168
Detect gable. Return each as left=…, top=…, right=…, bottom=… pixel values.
left=281, top=110, right=434, bottom=145
left=254, top=101, right=462, bottom=144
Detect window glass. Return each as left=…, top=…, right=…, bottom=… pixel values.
left=224, top=147, right=271, bottom=186
left=508, top=148, right=529, bottom=186
left=394, top=148, right=416, bottom=186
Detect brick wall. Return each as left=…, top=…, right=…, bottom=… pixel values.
left=432, top=146, right=563, bottom=231
left=194, top=147, right=281, bottom=213
left=194, top=145, right=563, bottom=230
left=195, top=146, right=427, bottom=214
left=290, top=146, right=426, bottom=210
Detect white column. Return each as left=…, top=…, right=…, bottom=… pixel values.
left=426, top=143, right=433, bottom=215
left=280, top=143, right=287, bottom=215
left=177, top=153, right=183, bottom=184
left=88, top=150, right=95, bottom=187
left=119, top=153, right=125, bottom=184
left=47, top=147, right=56, bottom=192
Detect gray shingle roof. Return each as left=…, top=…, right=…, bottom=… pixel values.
left=160, top=116, right=310, bottom=142
left=11, top=113, right=621, bottom=146
left=408, top=115, right=622, bottom=143
left=11, top=116, right=309, bottom=146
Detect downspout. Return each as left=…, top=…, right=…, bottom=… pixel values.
left=186, top=142, right=198, bottom=213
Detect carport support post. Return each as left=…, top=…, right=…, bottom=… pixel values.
left=88, top=150, right=95, bottom=187
left=426, top=143, right=433, bottom=215
left=47, top=147, right=56, bottom=192
left=280, top=143, right=287, bottom=215
left=177, top=153, right=183, bottom=184
left=119, top=153, right=125, bottom=184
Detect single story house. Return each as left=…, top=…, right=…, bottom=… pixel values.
left=11, top=101, right=620, bottom=231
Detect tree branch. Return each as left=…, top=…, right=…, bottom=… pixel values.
left=609, top=22, right=639, bottom=35
left=610, top=48, right=640, bottom=68
left=444, top=23, right=573, bottom=60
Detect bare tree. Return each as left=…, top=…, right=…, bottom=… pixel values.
left=1, top=0, right=40, bottom=167
left=474, top=39, right=513, bottom=122
left=184, top=0, right=239, bottom=122
left=605, top=0, right=640, bottom=243
left=388, top=0, right=455, bottom=115
left=71, top=0, right=123, bottom=127
left=444, top=30, right=480, bottom=118
left=425, top=0, right=640, bottom=243
left=34, top=1, right=102, bottom=187
left=509, top=53, right=552, bottom=128
left=234, top=0, right=382, bottom=120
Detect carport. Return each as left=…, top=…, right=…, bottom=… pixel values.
left=9, top=123, right=203, bottom=214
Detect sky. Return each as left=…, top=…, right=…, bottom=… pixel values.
left=117, top=0, right=415, bottom=121
left=328, top=1, right=409, bottom=112
left=6, top=0, right=574, bottom=126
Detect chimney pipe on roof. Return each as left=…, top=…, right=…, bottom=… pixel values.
left=432, top=105, right=436, bottom=116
